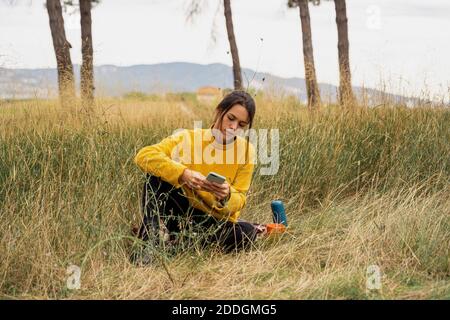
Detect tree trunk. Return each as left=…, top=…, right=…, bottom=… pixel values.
left=80, top=0, right=94, bottom=108
left=46, top=0, right=75, bottom=107
left=298, top=0, right=321, bottom=108
left=334, top=0, right=355, bottom=106
left=223, top=0, right=243, bottom=90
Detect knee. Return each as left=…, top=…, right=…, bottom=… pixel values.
left=143, top=174, right=175, bottom=198
left=145, top=174, right=166, bottom=190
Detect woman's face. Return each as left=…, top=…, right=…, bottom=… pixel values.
left=214, top=104, right=250, bottom=142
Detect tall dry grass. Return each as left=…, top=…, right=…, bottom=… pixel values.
left=0, top=95, right=449, bottom=299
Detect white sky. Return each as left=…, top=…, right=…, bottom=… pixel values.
left=1, top=0, right=449, bottom=99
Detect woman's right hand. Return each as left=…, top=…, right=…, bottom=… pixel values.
left=179, top=169, right=207, bottom=190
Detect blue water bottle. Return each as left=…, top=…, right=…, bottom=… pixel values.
left=271, top=200, right=288, bottom=227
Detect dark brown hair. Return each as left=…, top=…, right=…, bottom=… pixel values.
left=210, top=90, right=256, bottom=164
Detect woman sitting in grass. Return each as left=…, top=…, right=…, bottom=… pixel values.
left=133, top=90, right=259, bottom=260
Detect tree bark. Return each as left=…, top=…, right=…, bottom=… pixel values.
left=223, top=0, right=243, bottom=90
left=46, top=0, right=75, bottom=107
left=298, top=0, right=321, bottom=108
left=334, top=0, right=355, bottom=106
left=80, top=0, right=94, bottom=108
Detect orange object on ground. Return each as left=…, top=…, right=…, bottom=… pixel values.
left=266, top=223, right=287, bottom=235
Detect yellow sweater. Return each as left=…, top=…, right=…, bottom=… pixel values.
left=134, top=128, right=256, bottom=223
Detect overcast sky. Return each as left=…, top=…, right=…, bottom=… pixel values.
left=1, top=0, right=449, bottom=98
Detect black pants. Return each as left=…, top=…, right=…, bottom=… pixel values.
left=138, top=174, right=257, bottom=253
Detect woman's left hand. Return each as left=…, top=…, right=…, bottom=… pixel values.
left=202, top=180, right=230, bottom=201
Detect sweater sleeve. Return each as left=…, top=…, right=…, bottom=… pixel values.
left=134, top=130, right=188, bottom=188
left=212, top=142, right=256, bottom=218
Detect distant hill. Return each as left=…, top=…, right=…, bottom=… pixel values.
left=0, top=62, right=414, bottom=105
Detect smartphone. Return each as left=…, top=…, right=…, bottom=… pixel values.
left=206, top=172, right=226, bottom=184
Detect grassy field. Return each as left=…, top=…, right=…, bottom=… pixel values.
left=0, top=95, right=449, bottom=299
